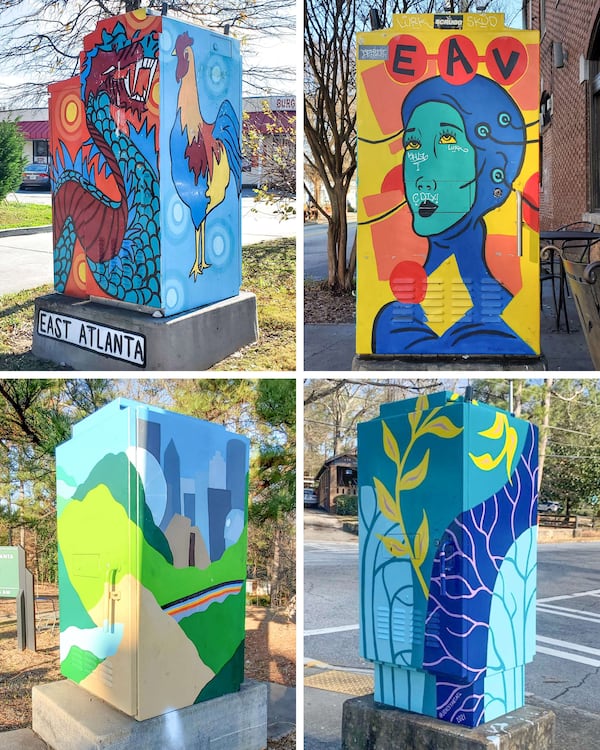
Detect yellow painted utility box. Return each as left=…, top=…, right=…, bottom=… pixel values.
left=356, top=14, right=540, bottom=358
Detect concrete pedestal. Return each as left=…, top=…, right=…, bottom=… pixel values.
left=32, top=679, right=267, bottom=750
left=32, top=292, right=258, bottom=371
left=342, top=694, right=555, bottom=750
left=352, top=354, right=547, bottom=371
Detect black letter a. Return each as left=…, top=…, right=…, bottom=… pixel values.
left=446, top=38, right=473, bottom=77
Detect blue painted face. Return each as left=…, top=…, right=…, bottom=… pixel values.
left=403, top=101, right=476, bottom=237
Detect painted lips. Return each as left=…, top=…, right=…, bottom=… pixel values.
left=419, top=200, right=438, bottom=218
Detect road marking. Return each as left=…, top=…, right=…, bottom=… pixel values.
left=536, top=645, right=600, bottom=668
left=537, top=588, right=600, bottom=603
left=306, top=543, right=358, bottom=552
left=537, top=635, right=600, bottom=658
left=537, top=604, right=600, bottom=624
left=305, top=624, right=359, bottom=637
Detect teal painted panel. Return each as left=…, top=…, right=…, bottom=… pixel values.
left=358, top=392, right=538, bottom=727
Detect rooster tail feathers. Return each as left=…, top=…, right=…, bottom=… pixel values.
left=213, top=99, right=242, bottom=195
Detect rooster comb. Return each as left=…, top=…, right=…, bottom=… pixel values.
left=175, top=31, right=194, bottom=56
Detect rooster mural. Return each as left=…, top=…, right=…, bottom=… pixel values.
left=170, top=31, right=242, bottom=280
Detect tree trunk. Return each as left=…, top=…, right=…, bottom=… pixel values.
left=514, top=379, right=523, bottom=417
left=270, top=523, right=282, bottom=606
left=538, top=378, right=553, bottom=491
left=327, top=183, right=351, bottom=291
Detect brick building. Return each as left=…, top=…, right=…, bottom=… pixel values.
left=314, top=453, right=357, bottom=513
left=529, top=0, right=600, bottom=227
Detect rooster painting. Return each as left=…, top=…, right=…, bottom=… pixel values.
left=171, top=31, right=242, bottom=280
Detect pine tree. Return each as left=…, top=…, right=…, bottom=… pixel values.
left=0, top=121, right=25, bottom=201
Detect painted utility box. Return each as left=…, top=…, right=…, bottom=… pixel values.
left=49, top=9, right=242, bottom=317
left=356, top=14, right=540, bottom=357
left=56, top=399, right=249, bottom=721
left=358, top=391, right=538, bottom=727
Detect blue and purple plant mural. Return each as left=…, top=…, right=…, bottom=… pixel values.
left=358, top=392, right=538, bottom=727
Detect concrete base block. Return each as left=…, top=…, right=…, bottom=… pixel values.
left=32, top=292, right=258, bottom=371
left=341, top=694, right=555, bottom=750
left=0, top=728, right=48, bottom=749
left=352, top=355, right=547, bottom=371
left=32, top=679, right=267, bottom=750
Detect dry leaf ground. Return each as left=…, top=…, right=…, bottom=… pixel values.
left=0, top=588, right=295, bottom=748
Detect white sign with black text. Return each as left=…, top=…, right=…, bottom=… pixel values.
left=37, top=310, right=146, bottom=367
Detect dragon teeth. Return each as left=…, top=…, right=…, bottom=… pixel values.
left=133, top=58, right=142, bottom=89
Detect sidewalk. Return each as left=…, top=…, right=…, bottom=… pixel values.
left=304, top=265, right=594, bottom=372
left=304, top=677, right=600, bottom=750
left=304, top=510, right=600, bottom=750
left=0, top=195, right=294, bottom=297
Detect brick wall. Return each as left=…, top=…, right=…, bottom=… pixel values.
left=534, top=0, right=600, bottom=227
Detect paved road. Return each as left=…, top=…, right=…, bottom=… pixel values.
left=304, top=221, right=356, bottom=280
left=0, top=189, right=295, bottom=296
left=304, top=527, right=600, bottom=748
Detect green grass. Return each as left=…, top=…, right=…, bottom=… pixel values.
left=0, top=237, right=295, bottom=371
left=213, top=236, right=296, bottom=371
left=0, top=201, right=52, bottom=229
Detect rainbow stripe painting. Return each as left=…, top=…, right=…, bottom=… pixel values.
left=162, top=580, right=245, bottom=621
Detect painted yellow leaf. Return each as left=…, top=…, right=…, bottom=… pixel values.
left=416, top=394, right=429, bottom=413
left=413, top=510, right=429, bottom=568
left=376, top=534, right=409, bottom=558
left=469, top=451, right=503, bottom=472
left=478, top=412, right=506, bottom=440
left=505, top=426, right=518, bottom=482
left=400, top=449, right=430, bottom=491
left=422, top=416, right=463, bottom=440
left=373, top=476, right=400, bottom=523
left=408, top=409, right=420, bottom=433
left=382, top=421, right=400, bottom=465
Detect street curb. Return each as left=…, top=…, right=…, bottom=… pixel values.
left=0, top=225, right=52, bottom=238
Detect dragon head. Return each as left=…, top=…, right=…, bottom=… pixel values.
left=81, top=22, right=159, bottom=115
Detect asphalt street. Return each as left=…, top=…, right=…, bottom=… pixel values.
left=304, top=221, right=356, bottom=280
left=0, top=189, right=296, bottom=296
left=304, top=511, right=600, bottom=749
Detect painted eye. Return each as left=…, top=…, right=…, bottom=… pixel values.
left=439, top=133, right=457, bottom=145
left=404, top=139, right=421, bottom=151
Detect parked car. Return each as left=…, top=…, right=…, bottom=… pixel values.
left=538, top=501, right=560, bottom=513
left=20, top=163, right=51, bottom=190
left=304, top=488, right=318, bottom=507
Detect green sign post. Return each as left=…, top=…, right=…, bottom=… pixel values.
left=0, top=545, right=36, bottom=651
left=0, top=546, right=21, bottom=597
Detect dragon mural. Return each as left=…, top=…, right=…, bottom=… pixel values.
left=49, top=11, right=243, bottom=316
left=51, top=15, right=161, bottom=308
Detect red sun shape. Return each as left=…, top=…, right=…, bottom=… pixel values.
left=389, top=260, right=428, bottom=304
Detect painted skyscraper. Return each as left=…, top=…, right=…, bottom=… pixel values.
left=56, top=399, right=249, bottom=720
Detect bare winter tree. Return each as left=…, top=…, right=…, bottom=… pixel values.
left=0, top=0, right=295, bottom=105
